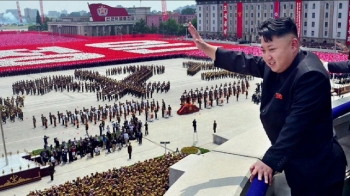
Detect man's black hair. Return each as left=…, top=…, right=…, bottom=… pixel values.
left=257, top=17, right=298, bottom=42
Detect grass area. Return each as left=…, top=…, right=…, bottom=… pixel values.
left=31, top=149, right=44, bottom=156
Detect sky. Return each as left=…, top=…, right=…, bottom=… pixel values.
left=0, top=1, right=196, bottom=14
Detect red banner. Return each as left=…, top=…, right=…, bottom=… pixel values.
left=237, top=2, right=243, bottom=38
left=223, top=2, right=228, bottom=36
left=347, top=0, right=350, bottom=45
left=274, top=1, right=280, bottom=18
left=295, top=0, right=302, bottom=39
left=88, top=3, right=129, bottom=22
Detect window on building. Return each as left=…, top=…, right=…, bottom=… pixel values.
left=339, top=3, right=343, bottom=9
left=199, top=13, right=201, bottom=17
left=220, top=13, right=222, bottom=17
left=326, top=3, right=329, bottom=9
left=290, top=13, right=293, bottom=18
left=206, top=6, right=208, bottom=11
left=251, top=13, right=253, bottom=17
left=271, top=5, right=273, bottom=9
left=258, top=5, right=260, bottom=10
left=291, top=4, right=293, bottom=9
left=305, top=13, right=307, bottom=18
left=251, top=5, right=253, bottom=10
left=199, top=7, right=201, bottom=11
left=230, top=5, right=232, bottom=10
left=304, top=22, right=307, bottom=26
left=312, top=22, right=315, bottom=27
left=284, top=13, right=287, bottom=17
left=258, top=20, right=260, bottom=25
left=230, top=20, right=232, bottom=24
left=245, top=20, right=248, bottom=25
left=304, top=30, right=307, bottom=35
left=264, top=13, right=267, bottom=17
left=324, top=31, right=327, bottom=36
left=206, top=20, right=208, bottom=24
left=235, top=13, right=237, bottom=17
left=325, top=12, right=328, bottom=18
left=305, top=4, right=308, bottom=9
left=312, top=3, right=315, bottom=9
left=230, top=13, right=232, bottom=17
left=264, top=5, right=267, bottom=10
left=312, top=13, right=315, bottom=18
left=270, top=13, right=273, bottom=17
left=206, top=13, right=208, bottom=17
left=325, top=22, right=328, bottom=27
left=251, top=28, right=254, bottom=33
left=220, top=20, right=222, bottom=24
left=207, top=26, right=208, bottom=31
left=245, top=28, right=248, bottom=32
left=311, top=31, right=314, bottom=36
left=251, top=21, right=253, bottom=25
left=199, top=20, right=201, bottom=24
left=220, top=6, right=222, bottom=10
left=337, top=32, right=341, bottom=37
left=246, top=13, right=248, bottom=17
left=284, top=4, right=286, bottom=9
left=338, top=22, right=341, bottom=28
left=213, top=6, right=215, bottom=10
left=199, top=26, right=201, bottom=31
left=213, top=13, right=215, bottom=17
left=338, top=13, right=342, bottom=18
left=213, top=27, right=215, bottom=31
left=246, top=5, right=248, bottom=10
left=213, top=20, right=215, bottom=24
left=258, top=13, right=260, bottom=17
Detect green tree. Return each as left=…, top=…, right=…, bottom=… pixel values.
left=165, top=19, right=179, bottom=35
left=191, top=18, right=197, bottom=29
left=134, top=18, right=149, bottom=34
left=181, top=8, right=196, bottom=15
left=149, top=23, right=158, bottom=33
left=36, top=10, right=42, bottom=26
left=159, top=22, right=166, bottom=34
left=110, top=26, right=116, bottom=35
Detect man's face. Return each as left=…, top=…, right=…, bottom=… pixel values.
left=260, top=35, right=298, bottom=73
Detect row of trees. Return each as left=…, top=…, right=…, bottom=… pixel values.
left=133, top=18, right=197, bottom=36
left=27, top=11, right=51, bottom=31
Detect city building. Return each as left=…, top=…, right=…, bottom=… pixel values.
left=196, top=0, right=349, bottom=43
left=146, top=13, right=196, bottom=27
left=61, top=10, right=68, bottom=15
left=48, top=11, right=60, bottom=18
left=48, top=3, right=135, bottom=36
left=126, top=6, right=151, bottom=22
left=24, top=8, right=38, bottom=23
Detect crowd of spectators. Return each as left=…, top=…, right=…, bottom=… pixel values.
left=0, top=32, right=84, bottom=47
left=29, top=153, right=186, bottom=196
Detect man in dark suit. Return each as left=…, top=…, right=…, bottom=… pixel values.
left=192, top=119, right=197, bottom=132
left=323, top=42, right=350, bottom=72
left=188, top=17, right=346, bottom=195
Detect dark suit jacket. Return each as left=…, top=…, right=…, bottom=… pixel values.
left=328, top=61, right=350, bottom=73
left=214, top=48, right=346, bottom=192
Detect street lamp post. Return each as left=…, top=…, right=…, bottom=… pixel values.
left=183, top=23, right=189, bottom=41
left=58, top=24, right=62, bottom=38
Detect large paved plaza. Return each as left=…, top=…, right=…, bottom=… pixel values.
left=0, top=58, right=264, bottom=195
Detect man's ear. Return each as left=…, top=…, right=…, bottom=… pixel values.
left=291, top=38, right=299, bottom=51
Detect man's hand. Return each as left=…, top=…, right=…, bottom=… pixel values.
left=249, top=160, right=273, bottom=185
left=335, top=42, right=350, bottom=54
left=188, top=22, right=206, bottom=51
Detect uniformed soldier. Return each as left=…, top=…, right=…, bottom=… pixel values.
left=33, top=116, right=36, bottom=128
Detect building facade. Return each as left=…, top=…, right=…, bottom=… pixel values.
left=146, top=13, right=196, bottom=27
left=24, top=8, right=38, bottom=23
left=126, top=7, right=151, bottom=22
left=196, top=0, right=349, bottom=43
